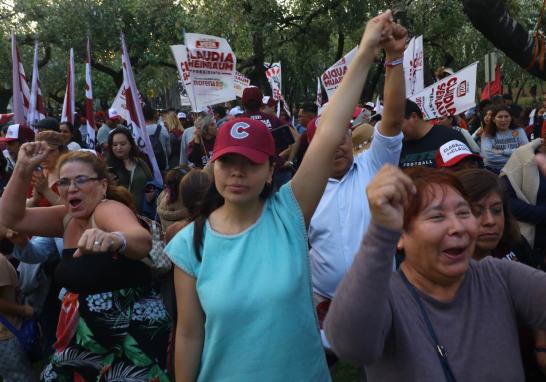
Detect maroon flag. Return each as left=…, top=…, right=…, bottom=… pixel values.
left=481, top=64, right=502, bottom=100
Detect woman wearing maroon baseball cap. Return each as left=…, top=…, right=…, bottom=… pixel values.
left=165, top=10, right=405, bottom=382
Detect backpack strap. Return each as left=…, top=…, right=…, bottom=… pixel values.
left=154, top=125, right=162, bottom=138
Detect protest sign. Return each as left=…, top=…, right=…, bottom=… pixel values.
left=234, top=71, right=251, bottom=98
left=170, top=44, right=197, bottom=111
left=183, top=33, right=237, bottom=110
left=265, top=62, right=282, bottom=101
left=404, top=36, right=424, bottom=97
left=409, top=62, right=478, bottom=121
left=320, top=46, right=357, bottom=99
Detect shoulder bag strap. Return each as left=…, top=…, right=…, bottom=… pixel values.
left=0, top=314, right=23, bottom=341
left=399, top=270, right=457, bottom=382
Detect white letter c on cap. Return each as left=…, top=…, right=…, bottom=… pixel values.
left=230, top=122, right=250, bottom=139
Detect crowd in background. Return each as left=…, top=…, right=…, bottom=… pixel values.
left=1, top=10, right=546, bottom=382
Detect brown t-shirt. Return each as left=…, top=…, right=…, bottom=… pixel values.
left=0, top=255, right=21, bottom=340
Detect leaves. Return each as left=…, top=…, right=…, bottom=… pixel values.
left=0, top=0, right=543, bottom=111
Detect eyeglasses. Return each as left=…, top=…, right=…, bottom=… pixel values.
left=57, top=175, right=101, bottom=190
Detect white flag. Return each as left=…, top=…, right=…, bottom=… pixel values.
left=27, top=41, right=46, bottom=126
left=119, top=33, right=162, bottom=184
left=316, top=77, right=322, bottom=107
left=11, top=33, right=31, bottom=125
left=85, top=38, right=96, bottom=150
left=409, top=62, right=478, bottom=121
left=320, top=47, right=358, bottom=100
left=61, top=48, right=75, bottom=124
left=404, top=36, right=424, bottom=97
left=374, top=96, right=383, bottom=115
left=265, top=62, right=282, bottom=101
left=184, top=33, right=237, bottom=111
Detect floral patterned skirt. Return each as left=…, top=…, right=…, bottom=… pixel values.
left=41, top=285, right=172, bottom=382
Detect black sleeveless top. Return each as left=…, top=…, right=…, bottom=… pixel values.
left=54, top=248, right=151, bottom=294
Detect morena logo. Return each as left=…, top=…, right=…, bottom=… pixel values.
left=196, top=39, right=220, bottom=49
left=457, top=81, right=468, bottom=97
left=230, top=122, right=250, bottom=139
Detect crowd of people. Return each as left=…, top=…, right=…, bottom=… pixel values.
left=1, top=9, right=546, bottom=382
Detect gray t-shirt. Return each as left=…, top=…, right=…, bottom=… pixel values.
left=324, top=223, right=546, bottom=382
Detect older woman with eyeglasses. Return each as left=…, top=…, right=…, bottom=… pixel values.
left=325, top=165, right=546, bottom=382
left=0, top=143, right=171, bottom=381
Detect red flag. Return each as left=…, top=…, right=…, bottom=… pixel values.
left=11, top=33, right=31, bottom=125
left=481, top=63, right=502, bottom=100
left=28, top=41, right=46, bottom=126
left=61, top=48, right=75, bottom=124
left=85, top=38, right=96, bottom=149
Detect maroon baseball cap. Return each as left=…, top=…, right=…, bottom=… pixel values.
left=0, top=124, right=35, bottom=143
left=210, top=118, right=275, bottom=164
left=242, top=86, right=263, bottom=108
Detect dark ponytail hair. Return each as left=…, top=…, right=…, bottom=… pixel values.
left=192, top=159, right=276, bottom=261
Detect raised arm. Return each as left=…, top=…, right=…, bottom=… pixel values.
left=379, top=26, right=407, bottom=137
left=292, top=11, right=406, bottom=225
left=0, top=142, right=65, bottom=237
left=324, top=165, right=415, bottom=364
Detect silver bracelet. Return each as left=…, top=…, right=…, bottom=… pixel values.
left=111, top=232, right=127, bottom=253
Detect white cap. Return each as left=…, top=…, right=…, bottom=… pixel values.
left=365, top=102, right=375, bottom=109
left=108, top=108, right=121, bottom=120
left=78, top=148, right=98, bottom=157
left=228, top=106, right=244, bottom=116
left=177, top=112, right=187, bottom=119
left=4, top=124, right=20, bottom=140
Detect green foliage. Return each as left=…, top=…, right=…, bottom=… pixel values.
left=0, top=0, right=544, bottom=112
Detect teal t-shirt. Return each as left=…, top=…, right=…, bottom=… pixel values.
left=165, top=183, right=330, bottom=382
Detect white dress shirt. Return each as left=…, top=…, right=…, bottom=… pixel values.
left=309, top=125, right=403, bottom=299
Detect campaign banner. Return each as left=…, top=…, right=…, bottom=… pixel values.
left=265, top=62, right=282, bottom=101
left=234, top=71, right=251, bottom=98
left=409, top=62, right=478, bottom=121
left=404, top=36, right=424, bottom=97
left=320, top=46, right=357, bottom=100
left=170, top=44, right=197, bottom=111
left=184, top=33, right=237, bottom=110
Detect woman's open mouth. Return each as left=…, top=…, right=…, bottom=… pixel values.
left=69, top=198, right=83, bottom=209
left=442, top=246, right=467, bottom=260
